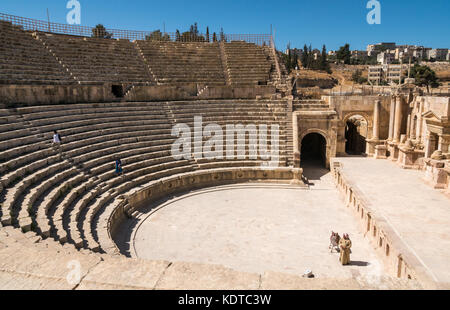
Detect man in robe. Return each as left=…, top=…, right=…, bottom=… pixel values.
left=339, top=233, right=352, bottom=265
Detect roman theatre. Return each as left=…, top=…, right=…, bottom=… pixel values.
left=0, top=14, right=449, bottom=290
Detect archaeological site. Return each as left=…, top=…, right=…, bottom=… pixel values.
left=0, top=8, right=449, bottom=291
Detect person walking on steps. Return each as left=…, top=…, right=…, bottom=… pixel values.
left=53, top=130, right=62, bottom=152
left=115, top=158, right=123, bottom=176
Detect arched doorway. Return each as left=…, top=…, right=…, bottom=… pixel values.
left=345, top=115, right=368, bottom=155
left=300, top=133, right=327, bottom=168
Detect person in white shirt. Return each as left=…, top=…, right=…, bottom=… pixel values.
left=53, top=130, right=62, bottom=149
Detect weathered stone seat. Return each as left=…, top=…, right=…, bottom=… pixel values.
left=0, top=25, right=73, bottom=84
left=37, top=32, right=154, bottom=85
left=0, top=99, right=289, bottom=256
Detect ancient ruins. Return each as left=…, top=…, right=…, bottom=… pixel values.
left=0, top=14, right=449, bottom=290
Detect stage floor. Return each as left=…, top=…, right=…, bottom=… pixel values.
left=333, top=157, right=450, bottom=284
left=130, top=168, right=384, bottom=281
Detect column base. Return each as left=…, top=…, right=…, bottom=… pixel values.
left=387, top=141, right=400, bottom=161
left=366, top=139, right=384, bottom=157
left=397, top=146, right=425, bottom=170
left=374, top=145, right=387, bottom=159
left=422, top=159, right=448, bottom=189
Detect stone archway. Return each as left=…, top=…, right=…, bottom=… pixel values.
left=343, top=113, right=370, bottom=155
left=342, top=112, right=373, bottom=129
left=299, top=129, right=331, bottom=169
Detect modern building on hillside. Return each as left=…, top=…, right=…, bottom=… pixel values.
left=351, top=50, right=368, bottom=60
left=368, top=64, right=403, bottom=85
left=367, top=42, right=396, bottom=57
left=412, top=46, right=431, bottom=60
left=377, top=52, right=396, bottom=65
left=427, top=49, right=449, bottom=61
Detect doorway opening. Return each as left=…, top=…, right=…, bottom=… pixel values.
left=112, top=85, right=125, bottom=98
left=345, top=115, right=368, bottom=155
left=301, top=132, right=327, bottom=168
left=300, top=132, right=328, bottom=184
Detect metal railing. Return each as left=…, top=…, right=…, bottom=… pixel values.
left=0, top=12, right=272, bottom=46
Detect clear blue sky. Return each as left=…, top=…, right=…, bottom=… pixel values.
left=1, top=0, right=449, bottom=51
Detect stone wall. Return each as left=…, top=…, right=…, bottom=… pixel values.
left=108, top=167, right=303, bottom=253
left=331, top=159, right=438, bottom=289
left=294, top=111, right=338, bottom=169
left=0, top=84, right=277, bottom=106
left=199, top=85, right=276, bottom=100
left=0, top=84, right=116, bottom=106
left=420, top=96, right=450, bottom=119
left=323, top=95, right=391, bottom=156
left=127, top=85, right=277, bottom=101
left=422, top=159, right=450, bottom=195
left=295, top=77, right=337, bottom=89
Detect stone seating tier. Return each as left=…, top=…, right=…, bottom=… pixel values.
left=0, top=25, right=73, bottom=84
left=0, top=100, right=289, bottom=254
left=137, top=41, right=226, bottom=85
left=37, top=32, right=154, bottom=84
left=1, top=24, right=280, bottom=87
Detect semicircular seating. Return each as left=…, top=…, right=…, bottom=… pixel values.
left=0, top=100, right=290, bottom=254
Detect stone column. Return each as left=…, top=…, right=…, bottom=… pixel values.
left=438, top=134, right=450, bottom=153
left=424, top=133, right=437, bottom=158
left=292, top=113, right=300, bottom=168
left=406, top=115, right=411, bottom=139
left=393, top=95, right=403, bottom=143
left=410, top=99, right=418, bottom=140
left=410, top=117, right=417, bottom=141
left=372, top=99, right=380, bottom=140
left=416, top=98, right=424, bottom=143
left=388, top=96, right=396, bottom=141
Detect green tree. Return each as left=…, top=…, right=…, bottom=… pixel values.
left=301, top=44, right=309, bottom=68
left=174, top=23, right=206, bottom=42
left=307, top=45, right=314, bottom=68
left=180, top=31, right=191, bottom=42
left=220, top=28, right=226, bottom=42
left=182, top=23, right=206, bottom=42
left=285, top=44, right=292, bottom=72
left=351, top=69, right=367, bottom=84
left=336, top=44, right=351, bottom=64
left=410, top=64, right=440, bottom=92
left=293, top=53, right=299, bottom=69
left=145, top=30, right=170, bottom=42
left=206, top=27, right=210, bottom=42
left=92, top=24, right=113, bottom=39
left=282, top=53, right=293, bottom=74
left=320, top=45, right=331, bottom=73
left=212, top=32, right=217, bottom=42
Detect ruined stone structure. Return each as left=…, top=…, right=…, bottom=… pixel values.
left=0, top=17, right=449, bottom=290
left=291, top=88, right=450, bottom=197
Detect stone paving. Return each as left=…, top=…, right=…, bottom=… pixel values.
left=334, top=157, right=450, bottom=284
left=132, top=167, right=385, bottom=282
